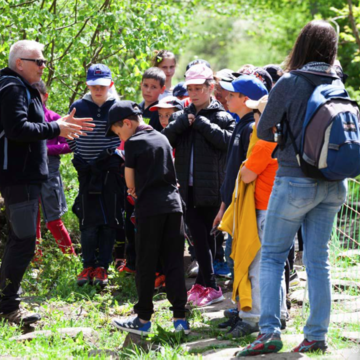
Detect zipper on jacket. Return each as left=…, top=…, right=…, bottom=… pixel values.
left=81, top=195, right=85, bottom=225
left=99, top=197, right=107, bottom=224
left=114, top=195, right=119, bottom=225
left=104, top=171, right=109, bottom=185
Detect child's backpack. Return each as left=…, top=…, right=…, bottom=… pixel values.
left=286, top=70, right=360, bottom=181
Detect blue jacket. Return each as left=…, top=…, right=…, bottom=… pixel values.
left=220, top=112, right=254, bottom=208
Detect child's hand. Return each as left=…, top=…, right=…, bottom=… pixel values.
left=188, top=114, right=195, bottom=126
left=127, top=188, right=137, bottom=199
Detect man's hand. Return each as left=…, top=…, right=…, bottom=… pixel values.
left=57, top=108, right=95, bottom=140
left=213, top=202, right=226, bottom=228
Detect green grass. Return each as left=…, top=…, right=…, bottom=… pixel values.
left=1, top=178, right=359, bottom=358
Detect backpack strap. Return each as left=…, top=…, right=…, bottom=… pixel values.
left=0, top=75, right=31, bottom=104
left=282, top=115, right=301, bottom=166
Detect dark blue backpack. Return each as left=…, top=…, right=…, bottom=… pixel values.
left=286, top=71, right=360, bottom=181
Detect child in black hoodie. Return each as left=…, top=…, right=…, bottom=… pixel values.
left=162, top=63, right=235, bottom=307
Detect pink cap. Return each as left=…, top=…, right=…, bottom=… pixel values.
left=184, top=64, right=213, bottom=86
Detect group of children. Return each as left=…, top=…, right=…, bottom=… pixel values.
left=30, top=18, right=352, bottom=357
left=39, top=51, right=299, bottom=343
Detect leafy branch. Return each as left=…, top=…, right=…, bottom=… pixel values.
left=347, top=0, right=360, bottom=52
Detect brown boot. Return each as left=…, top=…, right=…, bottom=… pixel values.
left=0, top=308, right=41, bottom=325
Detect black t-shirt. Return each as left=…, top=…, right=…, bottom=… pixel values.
left=125, top=128, right=182, bottom=218
left=139, top=100, right=162, bottom=132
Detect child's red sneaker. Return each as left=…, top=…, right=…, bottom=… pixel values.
left=118, top=260, right=136, bottom=274
left=77, top=267, right=95, bottom=286
left=93, top=267, right=108, bottom=286
left=154, top=273, right=165, bottom=289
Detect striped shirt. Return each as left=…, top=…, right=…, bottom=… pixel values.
left=68, top=94, right=120, bottom=162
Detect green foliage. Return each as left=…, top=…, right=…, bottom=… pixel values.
left=176, top=1, right=360, bottom=104
left=0, top=0, right=197, bottom=114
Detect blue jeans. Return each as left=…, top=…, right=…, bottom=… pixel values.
left=81, top=225, right=116, bottom=270
left=259, top=177, right=347, bottom=341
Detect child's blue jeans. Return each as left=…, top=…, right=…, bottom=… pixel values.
left=81, top=225, right=115, bottom=270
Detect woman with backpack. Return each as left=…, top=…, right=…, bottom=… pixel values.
left=239, top=20, right=349, bottom=356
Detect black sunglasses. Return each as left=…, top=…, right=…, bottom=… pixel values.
left=20, top=58, right=47, bottom=66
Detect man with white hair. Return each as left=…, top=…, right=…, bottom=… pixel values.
left=0, top=40, right=94, bottom=325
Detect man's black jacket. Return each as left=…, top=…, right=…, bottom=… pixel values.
left=0, top=67, right=60, bottom=188
left=162, top=99, right=235, bottom=207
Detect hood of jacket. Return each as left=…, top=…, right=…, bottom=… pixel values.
left=82, top=92, right=116, bottom=105
left=187, top=97, right=226, bottom=115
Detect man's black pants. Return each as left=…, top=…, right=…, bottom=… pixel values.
left=134, top=212, right=187, bottom=321
left=0, top=184, right=40, bottom=314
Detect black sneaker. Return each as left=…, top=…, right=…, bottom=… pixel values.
left=218, top=315, right=241, bottom=329
left=286, top=294, right=292, bottom=310
left=292, top=339, right=328, bottom=353
left=112, top=316, right=151, bottom=336
left=224, top=308, right=238, bottom=319
left=228, top=321, right=259, bottom=338
left=0, top=308, right=41, bottom=325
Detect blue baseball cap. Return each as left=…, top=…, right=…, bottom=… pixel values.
left=220, top=75, right=268, bottom=100
left=173, top=82, right=188, bottom=97
left=87, top=64, right=112, bottom=86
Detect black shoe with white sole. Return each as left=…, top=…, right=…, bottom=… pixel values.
left=112, top=316, right=151, bottom=336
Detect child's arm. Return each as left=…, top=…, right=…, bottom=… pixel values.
left=162, top=112, right=191, bottom=147
left=125, top=167, right=137, bottom=198
left=240, top=165, right=258, bottom=184
left=241, top=142, right=274, bottom=183
left=192, top=114, right=235, bottom=151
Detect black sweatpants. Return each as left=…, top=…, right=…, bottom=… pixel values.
left=134, top=212, right=187, bottom=321
left=185, top=187, right=218, bottom=289
left=215, top=232, right=225, bottom=262
left=0, top=184, right=41, bottom=314
left=124, top=197, right=136, bottom=268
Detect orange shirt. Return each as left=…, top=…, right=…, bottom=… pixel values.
left=245, top=140, right=278, bottom=210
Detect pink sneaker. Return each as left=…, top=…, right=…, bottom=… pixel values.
left=187, top=284, right=206, bottom=305
left=197, top=286, right=225, bottom=307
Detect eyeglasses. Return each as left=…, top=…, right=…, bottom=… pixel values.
left=20, top=58, right=47, bottom=66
